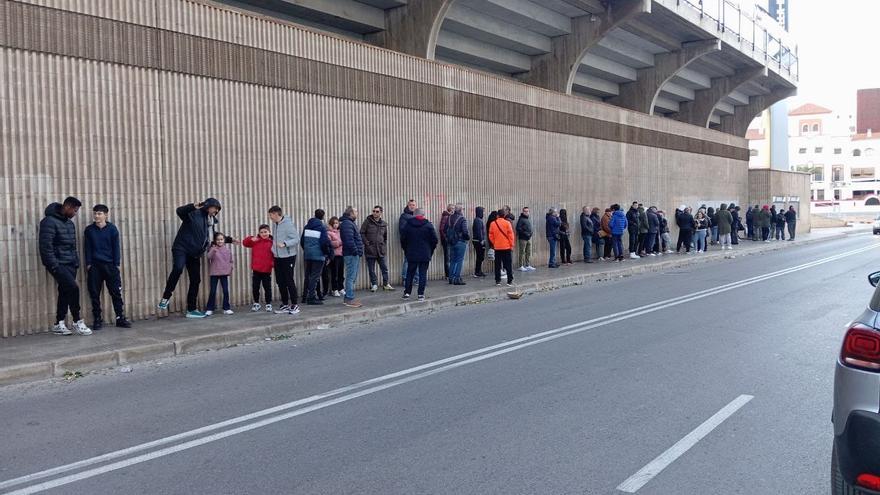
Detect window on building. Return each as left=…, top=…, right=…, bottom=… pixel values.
left=812, top=124, right=820, bottom=132
left=852, top=167, right=875, bottom=179
left=854, top=149, right=862, bottom=156
left=798, top=148, right=807, bottom=154
left=853, top=190, right=876, bottom=199
left=816, top=189, right=825, bottom=201
left=834, top=189, right=841, bottom=200
left=749, top=149, right=759, bottom=156
left=834, top=148, right=842, bottom=154
left=815, top=147, right=823, bottom=153
left=832, top=166, right=843, bottom=182
left=802, top=124, right=809, bottom=133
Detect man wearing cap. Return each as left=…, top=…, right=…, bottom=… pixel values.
left=158, top=198, right=222, bottom=318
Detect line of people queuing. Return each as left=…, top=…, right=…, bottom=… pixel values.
left=37, top=196, right=797, bottom=336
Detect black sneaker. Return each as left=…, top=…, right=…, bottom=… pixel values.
left=92, top=319, right=104, bottom=331
left=115, top=317, right=132, bottom=329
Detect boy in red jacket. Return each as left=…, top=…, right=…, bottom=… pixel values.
left=242, top=224, right=274, bottom=312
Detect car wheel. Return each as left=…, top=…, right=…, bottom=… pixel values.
left=833, top=444, right=872, bottom=494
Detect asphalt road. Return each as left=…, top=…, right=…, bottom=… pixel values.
left=1, top=234, right=878, bottom=495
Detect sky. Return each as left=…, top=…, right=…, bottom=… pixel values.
left=788, top=0, right=880, bottom=114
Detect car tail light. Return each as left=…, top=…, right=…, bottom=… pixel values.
left=857, top=473, right=880, bottom=490
left=842, top=324, right=880, bottom=371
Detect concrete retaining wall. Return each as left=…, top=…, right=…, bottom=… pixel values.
left=0, top=0, right=750, bottom=336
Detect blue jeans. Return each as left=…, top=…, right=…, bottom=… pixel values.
left=548, top=237, right=558, bottom=266
left=612, top=234, right=624, bottom=258
left=206, top=275, right=230, bottom=311
left=448, top=241, right=467, bottom=281
left=343, top=255, right=360, bottom=301
left=695, top=229, right=707, bottom=251
left=594, top=238, right=605, bottom=259
left=582, top=236, right=592, bottom=260
left=643, top=232, right=656, bottom=254
left=711, top=225, right=719, bottom=243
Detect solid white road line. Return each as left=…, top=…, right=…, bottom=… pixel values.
left=616, top=395, right=755, bottom=493
left=1, top=244, right=875, bottom=494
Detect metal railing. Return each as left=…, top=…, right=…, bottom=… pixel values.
left=676, top=0, right=799, bottom=80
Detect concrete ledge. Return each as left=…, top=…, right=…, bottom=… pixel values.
left=0, top=362, right=54, bottom=386
left=0, top=229, right=862, bottom=387
left=54, top=351, right=119, bottom=376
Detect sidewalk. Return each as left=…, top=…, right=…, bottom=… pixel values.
left=0, top=227, right=867, bottom=386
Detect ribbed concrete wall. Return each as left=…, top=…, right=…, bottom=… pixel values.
left=0, top=0, right=750, bottom=337
left=748, top=169, right=812, bottom=233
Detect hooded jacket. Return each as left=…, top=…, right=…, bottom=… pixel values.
left=271, top=215, right=299, bottom=259
left=327, top=227, right=343, bottom=257
left=242, top=235, right=274, bottom=273
left=207, top=244, right=233, bottom=276
left=676, top=210, right=695, bottom=231
left=360, top=215, right=388, bottom=258
left=626, top=207, right=640, bottom=233
left=756, top=208, right=771, bottom=228
left=600, top=211, right=612, bottom=238
left=398, top=205, right=415, bottom=249
left=646, top=209, right=660, bottom=234
left=84, top=221, right=121, bottom=266
left=580, top=211, right=594, bottom=238
left=590, top=212, right=601, bottom=242
left=545, top=213, right=561, bottom=240
left=302, top=217, right=333, bottom=261
left=715, top=204, right=733, bottom=235
left=172, top=199, right=222, bottom=256
left=400, top=216, right=438, bottom=263
left=638, top=207, right=649, bottom=234
left=472, top=207, right=486, bottom=243
left=515, top=213, right=533, bottom=240
left=340, top=213, right=364, bottom=257
left=39, top=203, right=79, bottom=271
left=610, top=210, right=628, bottom=235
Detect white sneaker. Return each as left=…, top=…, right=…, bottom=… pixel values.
left=629, top=253, right=639, bottom=259
left=205, top=310, right=214, bottom=316
left=223, top=309, right=234, bottom=315
left=370, top=285, right=378, bottom=292
left=52, top=321, right=72, bottom=336
left=251, top=303, right=261, bottom=312
left=73, top=320, right=92, bottom=336
left=332, top=290, right=342, bottom=297
left=598, top=257, right=605, bottom=261
left=500, top=270, right=507, bottom=277
left=519, top=266, right=528, bottom=272
left=289, top=305, right=301, bottom=315
left=527, top=266, right=536, bottom=271
left=648, top=253, right=657, bottom=257
left=265, top=304, right=273, bottom=312
left=665, top=250, right=674, bottom=254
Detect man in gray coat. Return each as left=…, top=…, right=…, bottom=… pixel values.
left=268, top=205, right=300, bottom=315
left=39, top=197, right=92, bottom=335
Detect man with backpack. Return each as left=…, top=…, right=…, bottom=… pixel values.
left=446, top=204, right=470, bottom=285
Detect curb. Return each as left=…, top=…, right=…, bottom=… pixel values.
left=0, top=230, right=863, bottom=387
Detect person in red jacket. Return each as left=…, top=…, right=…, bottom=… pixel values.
left=242, top=224, right=274, bottom=312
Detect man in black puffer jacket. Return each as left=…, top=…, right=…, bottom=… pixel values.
left=158, top=198, right=222, bottom=318
left=40, top=197, right=92, bottom=336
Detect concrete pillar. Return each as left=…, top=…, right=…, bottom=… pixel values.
left=366, top=0, right=454, bottom=59
left=607, top=39, right=720, bottom=114
left=523, top=0, right=650, bottom=94
left=672, top=66, right=767, bottom=128
left=719, top=87, right=797, bottom=137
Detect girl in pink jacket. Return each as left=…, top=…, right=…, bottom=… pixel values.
left=206, top=232, right=234, bottom=315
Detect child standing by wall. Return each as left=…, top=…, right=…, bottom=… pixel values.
left=83, top=204, right=132, bottom=330
left=206, top=232, right=234, bottom=315
left=242, top=224, right=274, bottom=312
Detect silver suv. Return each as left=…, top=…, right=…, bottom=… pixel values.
left=832, top=271, right=880, bottom=494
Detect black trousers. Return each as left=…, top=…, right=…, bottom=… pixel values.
left=301, top=263, right=324, bottom=303
left=252, top=271, right=272, bottom=304
left=473, top=241, right=485, bottom=275
left=559, top=236, right=572, bottom=263
left=404, top=261, right=430, bottom=296
left=677, top=230, right=694, bottom=252
left=87, top=262, right=124, bottom=320
left=51, top=264, right=81, bottom=322
left=304, top=259, right=324, bottom=301
left=494, top=249, right=513, bottom=284
left=788, top=221, right=796, bottom=240
left=327, top=255, right=344, bottom=291
left=628, top=230, right=639, bottom=253
left=273, top=256, right=298, bottom=306
left=637, top=232, right=646, bottom=253
left=162, top=250, right=202, bottom=311
left=603, top=237, right=613, bottom=258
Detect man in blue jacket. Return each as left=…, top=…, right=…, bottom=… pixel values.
left=446, top=204, right=470, bottom=285
left=545, top=208, right=561, bottom=268
left=609, top=204, right=628, bottom=262
left=158, top=198, right=222, bottom=318
left=340, top=206, right=365, bottom=308
left=301, top=209, right=333, bottom=305
left=40, top=196, right=92, bottom=335
left=84, top=204, right=132, bottom=330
